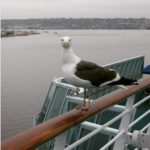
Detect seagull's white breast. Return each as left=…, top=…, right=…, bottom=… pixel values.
left=61, top=46, right=91, bottom=88
left=62, top=63, right=91, bottom=88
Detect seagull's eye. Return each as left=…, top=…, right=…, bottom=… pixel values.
left=69, top=39, right=71, bottom=41
left=61, top=39, right=64, bottom=41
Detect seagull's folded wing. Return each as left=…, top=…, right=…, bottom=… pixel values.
left=75, top=60, right=116, bottom=86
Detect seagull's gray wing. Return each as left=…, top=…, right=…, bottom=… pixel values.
left=75, top=60, right=116, bottom=86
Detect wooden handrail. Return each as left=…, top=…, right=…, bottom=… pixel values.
left=2, top=76, right=150, bottom=150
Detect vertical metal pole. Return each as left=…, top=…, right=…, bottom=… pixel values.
left=147, top=124, right=150, bottom=134
left=113, top=95, right=135, bottom=150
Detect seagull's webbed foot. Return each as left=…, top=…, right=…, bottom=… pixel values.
left=76, top=105, right=88, bottom=111
left=76, top=102, right=90, bottom=111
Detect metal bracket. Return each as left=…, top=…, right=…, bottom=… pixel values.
left=131, top=130, right=150, bottom=149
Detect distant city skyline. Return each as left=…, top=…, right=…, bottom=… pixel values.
left=1, top=0, right=150, bottom=19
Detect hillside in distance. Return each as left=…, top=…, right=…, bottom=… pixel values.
left=2, top=18, right=150, bottom=30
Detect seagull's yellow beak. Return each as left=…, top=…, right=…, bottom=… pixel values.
left=63, top=40, right=69, bottom=46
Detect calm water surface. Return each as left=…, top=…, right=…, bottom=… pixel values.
left=1, top=30, right=150, bottom=139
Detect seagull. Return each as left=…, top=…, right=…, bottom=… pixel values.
left=61, top=36, right=138, bottom=111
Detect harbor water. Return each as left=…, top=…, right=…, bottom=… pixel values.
left=1, top=30, right=150, bottom=139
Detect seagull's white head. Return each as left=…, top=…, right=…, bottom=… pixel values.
left=61, top=36, right=72, bottom=49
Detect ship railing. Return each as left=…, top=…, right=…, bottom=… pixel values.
left=1, top=76, right=150, bottom=150
left=64, top=95, right=150, bottom=150
left=33, top=55, right=145, bottom=150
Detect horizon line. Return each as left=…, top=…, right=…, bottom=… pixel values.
left=2, top=17, right=150, bottom=20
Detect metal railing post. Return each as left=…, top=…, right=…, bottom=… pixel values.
left=113, top=95, right=135, bottom=150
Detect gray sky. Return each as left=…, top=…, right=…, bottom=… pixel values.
left=1, top=0, right=150, bottom=19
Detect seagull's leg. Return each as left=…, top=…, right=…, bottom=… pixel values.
left=81, top=88, right=91, bottom=111
left=76, top=88, right=89, bottom=111
left=81, top=88, right=89, bottom=111
left=87, top=89, right=91, bottom=109
left=83, top=88, right=86, bottom=107
left=76, top=88, right=86, bottom=110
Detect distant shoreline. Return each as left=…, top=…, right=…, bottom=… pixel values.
left=2, top=18, right=150, bottom=30
left=1, top=30, right=39, bottom=38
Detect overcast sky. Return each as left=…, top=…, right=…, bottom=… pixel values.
left=1, top=0, right=150, bottom=19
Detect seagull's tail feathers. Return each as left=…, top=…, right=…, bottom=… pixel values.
left=109, top=77, right=138, bottom=86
